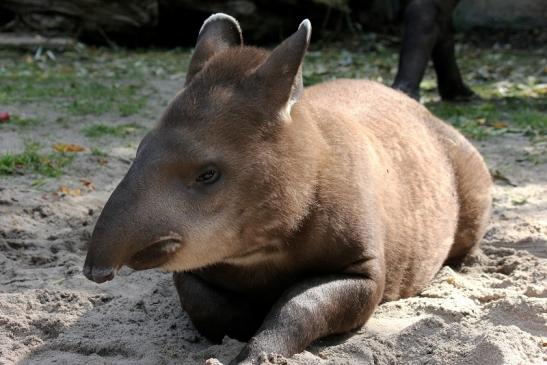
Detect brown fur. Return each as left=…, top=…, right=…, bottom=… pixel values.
left=83, top=14, right=491, bottom=364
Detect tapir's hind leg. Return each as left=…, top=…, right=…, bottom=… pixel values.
left=425, top=118, right=492, bottom=266
left=445, top=135, right=492, bottom=266
left=447, top=151, right=492, bottom=265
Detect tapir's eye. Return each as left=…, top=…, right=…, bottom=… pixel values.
left=196, top=168, right=220, bottom=185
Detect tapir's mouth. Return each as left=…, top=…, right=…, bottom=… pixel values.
left=127, top=237, right=183, bottom=270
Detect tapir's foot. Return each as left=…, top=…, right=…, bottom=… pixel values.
left=439, top=84, right=479, bottom=102
left=392, top=82, right=420, bottom=101
left=173, top=272, right=266, bottom=342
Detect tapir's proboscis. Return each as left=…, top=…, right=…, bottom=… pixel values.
left=83, top=13, right=492, bottom=364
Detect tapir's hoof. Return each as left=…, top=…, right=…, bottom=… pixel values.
left=440, top=86, right=480, bottom=103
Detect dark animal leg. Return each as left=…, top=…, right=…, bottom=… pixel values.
left=173, top=272, right=266, bottom=342
left=232, top=272, right=383, bottom=364
left=432, top=21, right=476, bottom=101
left=392, top=1, right=440, bottom=100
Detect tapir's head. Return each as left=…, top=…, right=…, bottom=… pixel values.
left=84, top=14, right=320, bottom=283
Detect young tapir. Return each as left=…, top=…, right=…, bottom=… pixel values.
left=83, top=13, right=491, bottom=364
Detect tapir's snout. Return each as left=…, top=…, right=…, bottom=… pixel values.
left=83, top=167, right=184, bottom=284
left=84, top=217, right=184, bottom=284
left=83, top=192, right=135, bottom=284
left=83, top=262, right=115, bottom=283
left=83, top=222, right=128, bottom=283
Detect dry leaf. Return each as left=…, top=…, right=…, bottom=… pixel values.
left=533, top=83, right=547, bottom=95
left=80, top=178, right=95, bottom=190
left=53, top=143, right=85, bottom=153
left=58, top=185, right=81, bottom=196
left=492, top=121, right=508, bottom=129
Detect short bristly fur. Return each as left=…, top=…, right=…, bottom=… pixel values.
left=83, top=13, right=491, bottom=364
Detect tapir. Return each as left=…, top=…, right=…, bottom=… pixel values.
left=83, top=13, right=491, bottom=364
left=393, top=0, right=476, bottom=101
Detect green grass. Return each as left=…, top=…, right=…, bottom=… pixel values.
left=423, top=46, right=547, bottom=140
left=90, top=147, right=108, bottom=157
left=303, top=45, right=396, bottom=86
left=0, top=41, right=544, bottom=143
left=82, top=123, right=144, bottom=138
left=0, top=143, right=74, bottom=177
left=0, top=48, right=191, bottom=117
left=426, top=96, right=546, bottom=140
left=3, top=114, right=41, bottom=128
left=0, top=77, right=146, bottom=116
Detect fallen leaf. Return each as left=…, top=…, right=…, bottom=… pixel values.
left=58, top=185, right=81, bottom=197
left=492, top=121, right=508, bottom=129
left=122, top=127, right=137, bottom=133
left=533, top=83, right=547, bottom=95
left=511, top=197, right=528, bottom=206
left=53, top=143, right=85, bottom=153
left=80, top=178, right=95, bottom=190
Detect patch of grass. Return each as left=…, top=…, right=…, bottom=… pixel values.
left=65, top=82, right=147, bottom=116
left=82, top=123, right=144, bottom=138
left=517, top=150, right=546, bottom=165
left=427, top=102, right=505, bottom=140
left=512, top=109, right=547, bottom=131
left=0, top=77, right=146, bottom=116
left=0, top=42, right=544, bottom=143
left=303, top=45, right=396, bottom=86
left=450, top=116, right=507, bottom=141
left=0, top=48, right=192, bottom=117
left=0, top=143, right=74, bottom=177
left=4, top=115, right=41, bottom=128
left=90, top=147, right=107, bottom=157
left=427, top=96, right=546, bottom=140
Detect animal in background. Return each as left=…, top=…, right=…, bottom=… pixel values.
left=83, top=13, right=491, bottom=364
left=393, top=0, right=476, bottom=101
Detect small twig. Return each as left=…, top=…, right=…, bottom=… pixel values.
left=98, top=27, right=119, bottom=50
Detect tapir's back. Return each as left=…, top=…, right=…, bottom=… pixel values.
left=302, top=79, right=490, bottom=300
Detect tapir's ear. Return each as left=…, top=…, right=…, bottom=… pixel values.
left=185, top=13, right=243, bottom=85
left=254, top=19, right=311, bottom=119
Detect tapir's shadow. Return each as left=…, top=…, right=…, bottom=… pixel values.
left=17, top=268, right=377, bottom=365
left=16, top=266, right=385, bottom=365
left=18, top=269, right=245, bottom=365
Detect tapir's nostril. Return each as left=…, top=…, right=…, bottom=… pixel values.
left=83, top=265, right=115, bottom=283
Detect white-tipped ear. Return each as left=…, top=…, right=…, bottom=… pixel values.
left=299, top=19, right=312, bottom=43
left=186, top=13, right=243, bottom=85
left=254, top=19, right=312, bottom=120
left=198, top=13, right=242, bottom=39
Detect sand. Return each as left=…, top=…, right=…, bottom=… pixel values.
left=1, top=77, right=546, bottom=364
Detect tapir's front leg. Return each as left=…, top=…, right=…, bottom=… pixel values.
left=232, top=270, right=384, bottom=364
left=174, top=273, right=267, bottom=342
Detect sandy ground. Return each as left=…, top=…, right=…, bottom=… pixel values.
left=1, top=75, right=546, bottom=365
